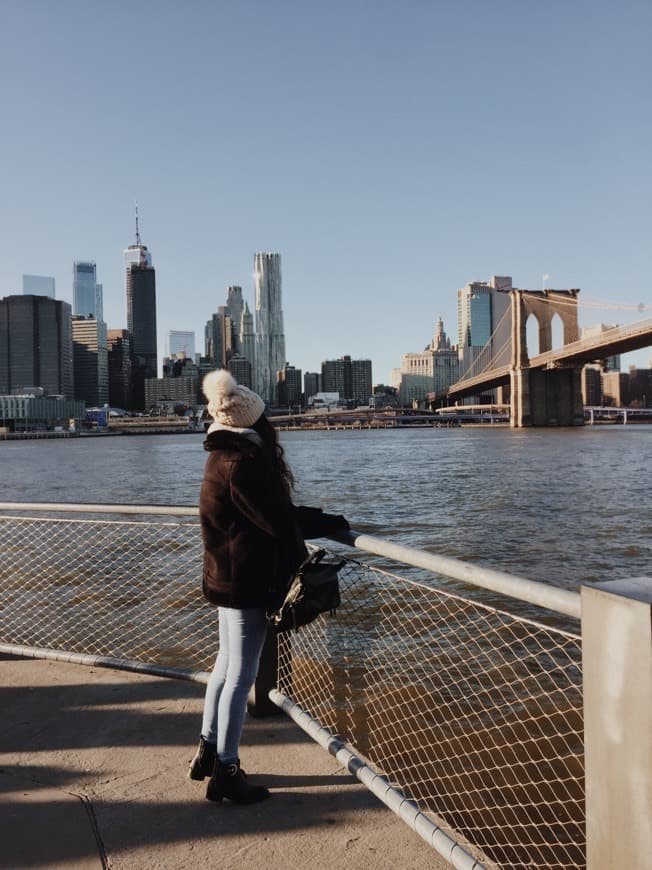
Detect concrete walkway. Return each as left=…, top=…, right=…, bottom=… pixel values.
left=0, top=654, right=448, bottom=869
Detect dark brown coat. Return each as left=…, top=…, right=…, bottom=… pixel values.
left=199, top=429, right=349, bottom=609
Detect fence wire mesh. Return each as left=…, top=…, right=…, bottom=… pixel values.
left=0, top=510, right=585, bottom=869
left=0, top=514, right=216, bottom=670
left=277, top=559, right=585, bottom=870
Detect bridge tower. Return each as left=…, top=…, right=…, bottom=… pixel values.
left=509, top=289, right=585, bottom=427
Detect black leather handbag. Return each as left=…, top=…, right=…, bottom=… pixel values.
left=268, top=549, right=345, bottom=633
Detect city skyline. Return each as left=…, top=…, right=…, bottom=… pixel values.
left=0, top=3, right=650, bottom=382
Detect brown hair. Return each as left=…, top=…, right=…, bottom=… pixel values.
left=252, top=415, right=295, bottom=495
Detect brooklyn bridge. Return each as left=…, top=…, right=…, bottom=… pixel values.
left=274, top=289, right=652, bottom=429
left=446, top=289, right=652, bottom=426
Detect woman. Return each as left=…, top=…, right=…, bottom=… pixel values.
left=189, top=369, right=349, bottom=804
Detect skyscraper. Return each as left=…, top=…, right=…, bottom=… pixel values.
left=457, top=275, right=512, bottom=378
left=225, top=286, right=244, bottom=355
left=254, top=253, right=286, bottom=404
left=240, top=302, right=255, bottom=373
left=205, top=307, right=233, bottom=368
left=276, top=363, right=302, bottom=407
left=73, top=261, right=103, bottom=320
left=22, top=275, right=55, bottom=298
left=167, top=330, right=196, bottom=358
left=125, top=212, right=157, bottom=409
left=397, top=317, right=459, bottom=405
left=304, top=371, right=321, bottom=400
left=228, top=354, right=253, bottom=389
left=72, top=315, right=109, bottom=406
left=321, top=356, right=373, bottom=406
left=107, top=329, right=133, bottom=409
left=0, top=294, right=73, bottom=397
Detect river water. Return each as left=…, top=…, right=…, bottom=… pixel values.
left=2, top=426, right=650, bottom=593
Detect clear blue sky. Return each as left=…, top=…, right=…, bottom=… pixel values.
left=1, top=0, right=650, bottom=382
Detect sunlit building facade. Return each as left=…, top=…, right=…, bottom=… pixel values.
left=254, top=253, right=286, bottom=404
left=72, top=315, right=109, bottom=406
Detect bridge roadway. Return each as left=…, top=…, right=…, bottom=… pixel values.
left=447, top=317, right=652, bottom=400
left=0, top=654, right=445, bottom=870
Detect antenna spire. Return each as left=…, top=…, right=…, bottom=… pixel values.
left=135, top=202, right=141, bottom=246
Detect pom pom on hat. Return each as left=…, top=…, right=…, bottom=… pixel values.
left=202, top=369, right=265, bottom=428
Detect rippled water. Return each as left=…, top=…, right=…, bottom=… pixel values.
left=2, top=426, right=650, bottom=591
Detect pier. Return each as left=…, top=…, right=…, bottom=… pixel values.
left=1, top=654, right=442, bottom=870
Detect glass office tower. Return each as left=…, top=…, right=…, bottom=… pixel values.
left=22, top=275, right=55, bottom=298
left=73, top=261, right=102, bottom=319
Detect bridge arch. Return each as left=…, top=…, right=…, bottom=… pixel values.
left=550, top=312, right=564, bottom=350
left=512, top=289, right=580, bottom=365
left=510, top=288, right=583, bottom=427
left=526, top=313, right=542, bottom=356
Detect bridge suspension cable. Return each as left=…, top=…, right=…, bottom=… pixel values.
left=458, top=305, right=512, bottom=382
left=455, top=291, right=652, bottom=386
left=522, top=292, right=651, bottom=314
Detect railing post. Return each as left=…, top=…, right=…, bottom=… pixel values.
left=581, top=578, right=652, bottom=869
left=247, top=626, right=282, bottom=717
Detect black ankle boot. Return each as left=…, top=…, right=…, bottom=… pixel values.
left=206, top=759, right=269, bottom=804
left=188, top=737, right=217, bottom=781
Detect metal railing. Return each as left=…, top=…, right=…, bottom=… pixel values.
left=0, top=502, right=585, bottom=869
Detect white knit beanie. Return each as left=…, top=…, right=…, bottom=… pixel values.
left=202, top=369, right=265, bottom=428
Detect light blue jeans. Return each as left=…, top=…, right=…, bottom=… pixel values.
left=201, top=606, right=268, bottom=765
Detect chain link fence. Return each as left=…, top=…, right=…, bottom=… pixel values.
left=0, top=508, right=584, bottom=868
left=278, top=559, right=584, bottom=869
left=0, top=512, right=215, bottom=669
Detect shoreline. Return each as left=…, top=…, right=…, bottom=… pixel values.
left=3, top=419, right=652, bottom=440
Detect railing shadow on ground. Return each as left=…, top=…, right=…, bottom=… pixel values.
left=1, top=654, right=439, bottom=870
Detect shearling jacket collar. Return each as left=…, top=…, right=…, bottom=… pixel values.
left=203, top=428, right=263, bottom=457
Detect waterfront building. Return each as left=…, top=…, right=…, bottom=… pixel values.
left=310, top=391, right=340, bottom=409
left=371, top=385, right=400, bottom=409
left=124, top=219, right=157, bottom=409
left=205, top=307, right=233, bottom=369
left=145, top=351, right=202, bottom=410
left=144, top=374, right=199, bottom=411
left=167, top=330, right=196, bottom=359
left=581, top=366, right=603, bottom=406
left=581, top=324, right=621, bottom=372
left=397, top=317, right=459, bottom=405
left=321, top=355, right=373, bottom=407
left=601, top=371, right=630, bottom=407
left=22, top=275, right=55, bottom=298
left=277, top=363, right=303, bottom=408
left=73, top=261, right=103, bottom=320
left=145, top=353, right=202, bottom=410
left=228, top=354, right=253, bottom=389
left=457, top=275, right=512, bottom=378
left=0, top=294, right=73, bottom=398
left=351, top=358, right=373, bottom=407
left=304, top=371, right=321, bottom=402
left=107, top=329, right=133, bottom=410
left=627, top=366, right=652, bottom=406
left=254, top=253, right=286, bottom=404
left=0, top=393, right=85, bottom=432
left=72, top=315, right=109, bottom=406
